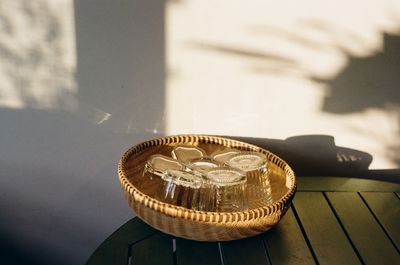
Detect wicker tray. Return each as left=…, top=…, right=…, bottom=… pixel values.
left=118, top=135, right=296, bottom=241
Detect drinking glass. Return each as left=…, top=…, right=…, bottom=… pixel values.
left=212, top=150, right=273, bottom=207
left=144, top=154, right=185, bottom=178
left=158, top=169, right=204, bottom=210
left=140, top=155, right=185, bottom=197
left=186, top=157, right=220, bottom=174
left=171, top=145, right=207, bottom=164
left=202, top=167, right=247, bottom=212
left=211, top=149, right=240, bottom=164
left=225, top=152, right=273, bottom=207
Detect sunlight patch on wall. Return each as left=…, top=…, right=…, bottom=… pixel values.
left=0, top=0, right=77, bottom=110
left=166, top=0, right=400, bottom=168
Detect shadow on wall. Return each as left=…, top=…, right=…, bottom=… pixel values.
left=258, top=25, right=400, bottom=168
left=315, top=32, right=400, bottom=166
left=0, top=1, right=166, bottom=265
left=320, top=33, right=400, bottom=113
left=233, top=135, right=371, bottom=174
left=189, top=21, right=400, bottom=168
left=0, top=0, right=166, bottom=132
left=0, top=1, right=77, bottom=110
left=233, top=134, right=399, bottom=183
left=74, top=0, right=166, bottom=133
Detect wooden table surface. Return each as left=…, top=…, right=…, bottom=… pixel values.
left=86, top=177, right=400, bottom=265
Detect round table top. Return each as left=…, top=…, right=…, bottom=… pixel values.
left=86, top=176, right=400, bottom=265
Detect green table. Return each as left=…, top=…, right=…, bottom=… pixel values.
left=87, top=177, right=400, bottom=265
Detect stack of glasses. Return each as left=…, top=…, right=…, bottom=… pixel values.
left=141, top=145, right=273, bottom=212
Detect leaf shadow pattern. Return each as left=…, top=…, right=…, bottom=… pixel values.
left=313, top=32, right=400, bottom=166
left=0, top=0, right=77, bottom=110
left=190, top=19, right=400, bottom=167
left=256, top=20, right=400, bottom=167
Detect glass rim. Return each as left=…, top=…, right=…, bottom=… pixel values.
left=226, top=151, right=267, bottom=171
left=204, top=167, right=246, bottom=186
left=162, top=169, right=204, bottom=188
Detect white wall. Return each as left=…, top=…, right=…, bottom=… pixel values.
left=166, top=0, right=400, bottom=169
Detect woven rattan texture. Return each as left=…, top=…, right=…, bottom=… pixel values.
left=118, top=135, right=296, bottom=241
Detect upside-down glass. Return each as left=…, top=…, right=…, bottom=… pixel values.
left=142, top=147, right=272, bottom=212
left=187, top=157, right=220, bottom=174
left=211, top=149, right=241, bottom=164
left=171, top=145, right=207, bottom=164
left=213, top=151, right=273, bottom=207
left=203, top=167, right=247, bottom=212
left=140, top=155, right=185, bottom=197
left=158, top=169, right=203, bottom=210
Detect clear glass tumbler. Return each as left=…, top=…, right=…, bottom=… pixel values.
left=140, top=155, right=185, bottom=197
left=211, top=149, right=240, bottom=164
left=225, top=152, right=273, bottom=207
left=186, top=157, right=220, bottom=174
left=171, top=145, right=207, bottom=164
left=144, top=154, right=186, bottom=177
left=158, top=169, right=204, bottom=210
left=202, top=167, right=247, bottom=212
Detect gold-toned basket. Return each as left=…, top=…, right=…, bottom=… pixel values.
left=118, top=135, right=296, bottom=241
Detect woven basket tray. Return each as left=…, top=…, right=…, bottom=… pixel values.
left=118, top=135, right=296, bottom=241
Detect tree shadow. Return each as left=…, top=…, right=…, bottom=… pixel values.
left=186, top=21, right=400, bottom=171
left=0, top=1, right=77, bottom=110
left=313, top=32, right=400, bottom=166
left=315, top=33, right=400, bottom=113
left=258, top=20, right=400, bottom=167
left=186, top=41, right=296, bottom=65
